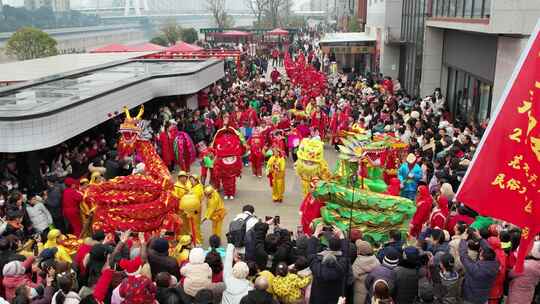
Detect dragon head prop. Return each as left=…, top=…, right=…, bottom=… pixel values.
left=118, top=106, right=144, bottom=156
left=338, top=133, right=408, bottom=166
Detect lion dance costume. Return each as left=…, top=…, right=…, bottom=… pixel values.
left=86, top=106, right=180, bottom=234
left=170, top=125, right=197, bottom=172
left=211, top=127, right=246, bottom=199
left=294, top=138, right=331, bottom=196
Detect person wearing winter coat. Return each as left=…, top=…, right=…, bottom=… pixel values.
left=181, top=247, right=213, bottom=297
left=376, top=230, right=404, bottom=263
left=44, top=176, right=65, bottom=233
left=25, top=194, right=53, bottom=233
left=222, top=243, right=253, bottom=304
left=240, top=276, right=277, bottom=304
left=272, top=262, right=311, bottom=304
left=371, top=279, right=394, bottom=304
left=409, top=186, right=433, bottom=237
left=118, top=256, right=157, bottom=304
left=459, top=238, right=498, bottom=304
left=507, top=241, right=540, bottom=304
left=352, top=240, right=380, bottom=304
left=398, top=153, right=422, bottom=200
left=307, top=225, right=350, bottom=304
left=434, top=253, right=461, bottom=304
left=2, top=256, right=42, bottom=302
left=51, top=273, right=81, bottom=304
left=365, top=247, right=399, bottom=304
left=429, top=196, right=449, bottom=230
left=394, top=247, right=420, bottom=304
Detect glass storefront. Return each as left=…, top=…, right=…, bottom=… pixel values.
left=446, top=66, right=493, bottom=123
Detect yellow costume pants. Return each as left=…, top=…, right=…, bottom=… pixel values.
left=272, top=176, right=285, bottom=201
left=191, top=212, right=202, bottom=244
left=210, top=209, right=226, bottom=237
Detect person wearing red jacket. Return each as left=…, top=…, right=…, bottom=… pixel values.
left=385, top=178, right=401, bottom=196
left=409, top=185, right=432, bottom=237
left=445, top=205, right=475, bottom=235
left=299, top=192, right=325, bottom=235
left=62, top=177, right=83, bottom=236
left=487, top=236, right=506, bottom=304
left=310, top=107, right=328, bottom=141
left=270, top=67, right=281, bottom=83
left=248, top=131, right=265, bottom=178
left=430, top=196, right=449, bottom=229
left=158, top=125, right=174, bottom=171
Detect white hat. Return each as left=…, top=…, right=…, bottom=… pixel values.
left=410, top=111, right=420, bottom=119
left=406, top=153, right=416, bottom=164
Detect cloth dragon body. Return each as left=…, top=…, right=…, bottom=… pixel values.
left=86, top=106, right=179, bottom=233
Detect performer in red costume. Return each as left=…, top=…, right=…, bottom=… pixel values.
left=62, top=177, right=83, bottom=236
left=408, top=185, right=433, bottom=237
left=310, top=106, right=328, bottom=141
left=158, top=124, right=174, bottom=171
left=212, top=126, right=245, bottom=200
left=248, top=129, right=265, bottom=178
left=429, top=196, right=449, bottom=229
left=299, top=180, right=325, bottom=235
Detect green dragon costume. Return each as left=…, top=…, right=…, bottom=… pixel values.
left=311, top=133, right=415, bottom=243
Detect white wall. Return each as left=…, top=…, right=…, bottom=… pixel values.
left=420, top=26, right=444, bottom=97
left=491, top=35, right=529, bottom=111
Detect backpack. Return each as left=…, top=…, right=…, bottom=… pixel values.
left=227, top=214, right=252, bottom=247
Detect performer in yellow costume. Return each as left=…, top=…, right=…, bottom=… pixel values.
left=203, top=186, right=227, bottom=237
left=170, top=235, right=192, bottom=264
left=41, top=229, right=72, bottom=263
left=174, top=171, right=191, bottom=200
left=294, top=138, right=332, bottom=196
left=174, top=171, right=191, bottom=235
left=187, top=174, right=203, bottom=243
left=267, top=147, right=286, bottom=202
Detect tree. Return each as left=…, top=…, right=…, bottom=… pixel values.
left=150, top=36, right=168, bottom=46
left=182, top=28, right=199, bottom=43
left=245, top=0, right=268, bottom=28
left=206, top=0, right=234, bottom=29
left=160, top=20, right=183, bottom=45
left=6, top=27, right=57, bottom=60
left=265, top=0, right=288, bottom=28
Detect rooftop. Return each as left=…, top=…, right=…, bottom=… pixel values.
left=319, top=32, right=376, bottom=44
left=0, top=52, right=156, bottom=83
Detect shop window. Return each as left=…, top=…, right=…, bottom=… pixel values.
left=473, top=0, right=484, bottom=18
left=464, top=0, right=473, bottom=18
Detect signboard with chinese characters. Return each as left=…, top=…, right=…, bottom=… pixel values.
left=321, top=46, right=375, bottom=54
left=456, top=20, right=540, bottom=272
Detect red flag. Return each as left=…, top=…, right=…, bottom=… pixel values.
left=456, top=21, right=540, bottom=272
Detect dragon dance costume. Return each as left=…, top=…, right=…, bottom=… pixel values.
left=211, top=126, right=246, bottom=199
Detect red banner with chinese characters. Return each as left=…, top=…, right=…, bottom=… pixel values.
left=456, top=22, right=540, bottom=272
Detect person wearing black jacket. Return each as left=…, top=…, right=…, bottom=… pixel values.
left=307, top=224, right=351, bottom=304
left=44, top=177, right=65, bottom=233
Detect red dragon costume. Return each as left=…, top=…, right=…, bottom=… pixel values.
left=85, top=106, right=180, bottom=233
left=211, top=127, right=245, bottom=199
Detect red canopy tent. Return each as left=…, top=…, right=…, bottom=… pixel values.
left=267, top=28, right=289, bottom=36
left=127, top=43, right=165, bottom=52
left=164, top=41, right=204, bottom=53
left=90, top=43, right=130, bottom=53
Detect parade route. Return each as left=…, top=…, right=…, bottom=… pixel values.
left=196, top=144, right=340, bottom=245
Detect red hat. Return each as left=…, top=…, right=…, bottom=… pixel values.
left=119, top=256, right=142, bottom=274
left=64, top=177, right=79, bottom=187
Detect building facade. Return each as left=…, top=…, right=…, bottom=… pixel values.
left=24, top=0, right=69, bottom=11
left=420, top=0, right=540, bottom=123
left=365, top=0, right=403, bottom=79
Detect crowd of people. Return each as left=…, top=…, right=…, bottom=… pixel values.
left=0, top=28, right=539, bottom=304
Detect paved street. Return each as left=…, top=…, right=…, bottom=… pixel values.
left=196, top=144, right=340, bottom=245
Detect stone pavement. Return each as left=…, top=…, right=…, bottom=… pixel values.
left=193, top=144, right=340, bottom=246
